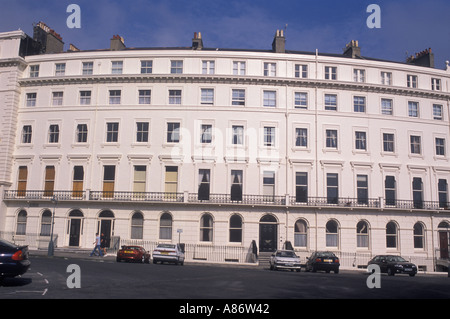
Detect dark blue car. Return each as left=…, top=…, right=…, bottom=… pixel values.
left=0, top=238, right=31, bottom=281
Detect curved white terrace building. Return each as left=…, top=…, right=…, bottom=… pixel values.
left=1, top=25, right=449, bottom=270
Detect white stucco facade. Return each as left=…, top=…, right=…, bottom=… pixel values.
left=1, top=29, right=450, bottom=270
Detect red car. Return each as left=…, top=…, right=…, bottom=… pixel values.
left=116, top=245, right=150, bottom=263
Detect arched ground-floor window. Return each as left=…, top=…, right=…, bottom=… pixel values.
left=386, top=221, right=398, bottom=249
left=40, top=210, right=52, bottom=236
left=326, top=219, right=339, bottom=248
left=200, top=213, right=214, bottom=242
left=356, top=220, right=369, bottom=248
left=229, top=214, right=242, bottom=243
left=160, top=212, right=173, bottom=240
left=16, top=210, right=27, bottom=235
left=294, top=219, right=307, bottom=247
left=131, top=211, right=144, bottom=239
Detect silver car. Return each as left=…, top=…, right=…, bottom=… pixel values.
left=269, top=250, right=301, bottom=272
left=152, top=243, right=185, bottom=265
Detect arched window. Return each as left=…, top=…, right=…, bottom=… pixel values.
left=40, top=210, right=52, bottom=236
left=200, top=213, right=213, bottom=242
left=356, top=220, right=369, bottom=248
left=386, top=221, right=398, bottom=248
left=413, top=222, right=424, bottom=249
left=326, top=220, right=339, bottom=247
left=99, top=210, right=115, bottom=218
left=131, top=212, right=144, bottom=239
left=229, top=214, right=242, bottom=243
left=438, top=221, right=449, bottom=229
left=69, top=210, right=84, bottom=217
left=294, top=219, right=307, bottom=247
left=159, top=212, right=173, bottom=240
left=16, top=210, right=27, bottom=235
left=438, top=221, right=450, bottom=259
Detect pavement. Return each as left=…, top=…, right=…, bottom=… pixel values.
left=30, top=247, right=117, bottom=261
left=29, top=247, right=262, bottom=269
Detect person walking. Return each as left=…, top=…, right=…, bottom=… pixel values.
left=100, top=232, right=108, bottom=256
left=90, top=233, right=103, bottom=257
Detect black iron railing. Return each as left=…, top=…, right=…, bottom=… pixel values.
left=3, top=190, right=450, bottom=211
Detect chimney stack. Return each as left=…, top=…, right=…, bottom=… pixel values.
left=33, top=21, right=64, bottom=54
left=110, top=35, right=125, bottom=51
left=272, top=29, right=285, bottom=53
left=192, top=32, right=203, bottom=50
left=69, top=43, right=80, bottom=52
left=343, top=40, right=361, bottom=58
left=406, top=48, right=434, bottom=68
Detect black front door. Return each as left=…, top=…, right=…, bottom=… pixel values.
left=439, top=232, right=449, bottom=259
left=100, top=219, right=112, bottom=248
left=259, top=223, right=277, bottom=252
left=69, top=219, right=81, bottom=247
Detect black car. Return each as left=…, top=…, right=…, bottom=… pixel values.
left=0, top=238, right=31, bottom=281
left=368, top=255, right=417, bottom=276
left=305, top=251, right=340, bottom=273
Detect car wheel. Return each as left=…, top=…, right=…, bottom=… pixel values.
left=296, top=269, right=301, bottom=272
left=334, top=269, right=339, bottom=274
left=153, top=259, right=157, bottom=264
left=387, top=268, right=395, bottom=276
left=116, top=257, right=121, bottom=262
left=312, top=265, right=317, bottom=272
left=409, top=273, right=415, bottom=277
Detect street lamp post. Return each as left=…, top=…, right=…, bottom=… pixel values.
left=48, top=196, right=57, bottom=256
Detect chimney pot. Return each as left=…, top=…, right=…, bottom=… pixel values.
left=110, top=34, right=125, bottom=50
left=272, top=29, right=285, bottom=53
left=192, top=31, right=203, bottom=50
left=343, top=40, right=361, bottom=58
left=407, top=47, right=434, bottom=68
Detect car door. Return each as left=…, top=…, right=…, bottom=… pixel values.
left=379, top=257, right=389, bottom=272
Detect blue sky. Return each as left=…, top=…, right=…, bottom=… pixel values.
left=1, top=0, right=449, bottom=69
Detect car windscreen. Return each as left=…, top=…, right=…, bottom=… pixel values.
left=276, top=251, right=296, bottom=257
left=388, top=256, right=407, bottom=262
left=123, top=246, right=140, bottom=250
left=157, top=244, right=175, bottom=249
left=0, top=238, right=17, bottom=249
left=316, top=252, right=336, bottom=257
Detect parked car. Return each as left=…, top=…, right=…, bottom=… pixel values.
left=305, top=251, right=340, bottom=273
left=0, top=238, right=31, bottom=281
left=116, top=245, right=150, bottom=263
left=269, top=250, right=301, bottom=272
left=368, top=255, right=417, bottom=276
left=152, top=243, right=185, bottom=265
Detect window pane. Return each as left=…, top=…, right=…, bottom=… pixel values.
left=231, top=170, right=243, bottom=201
